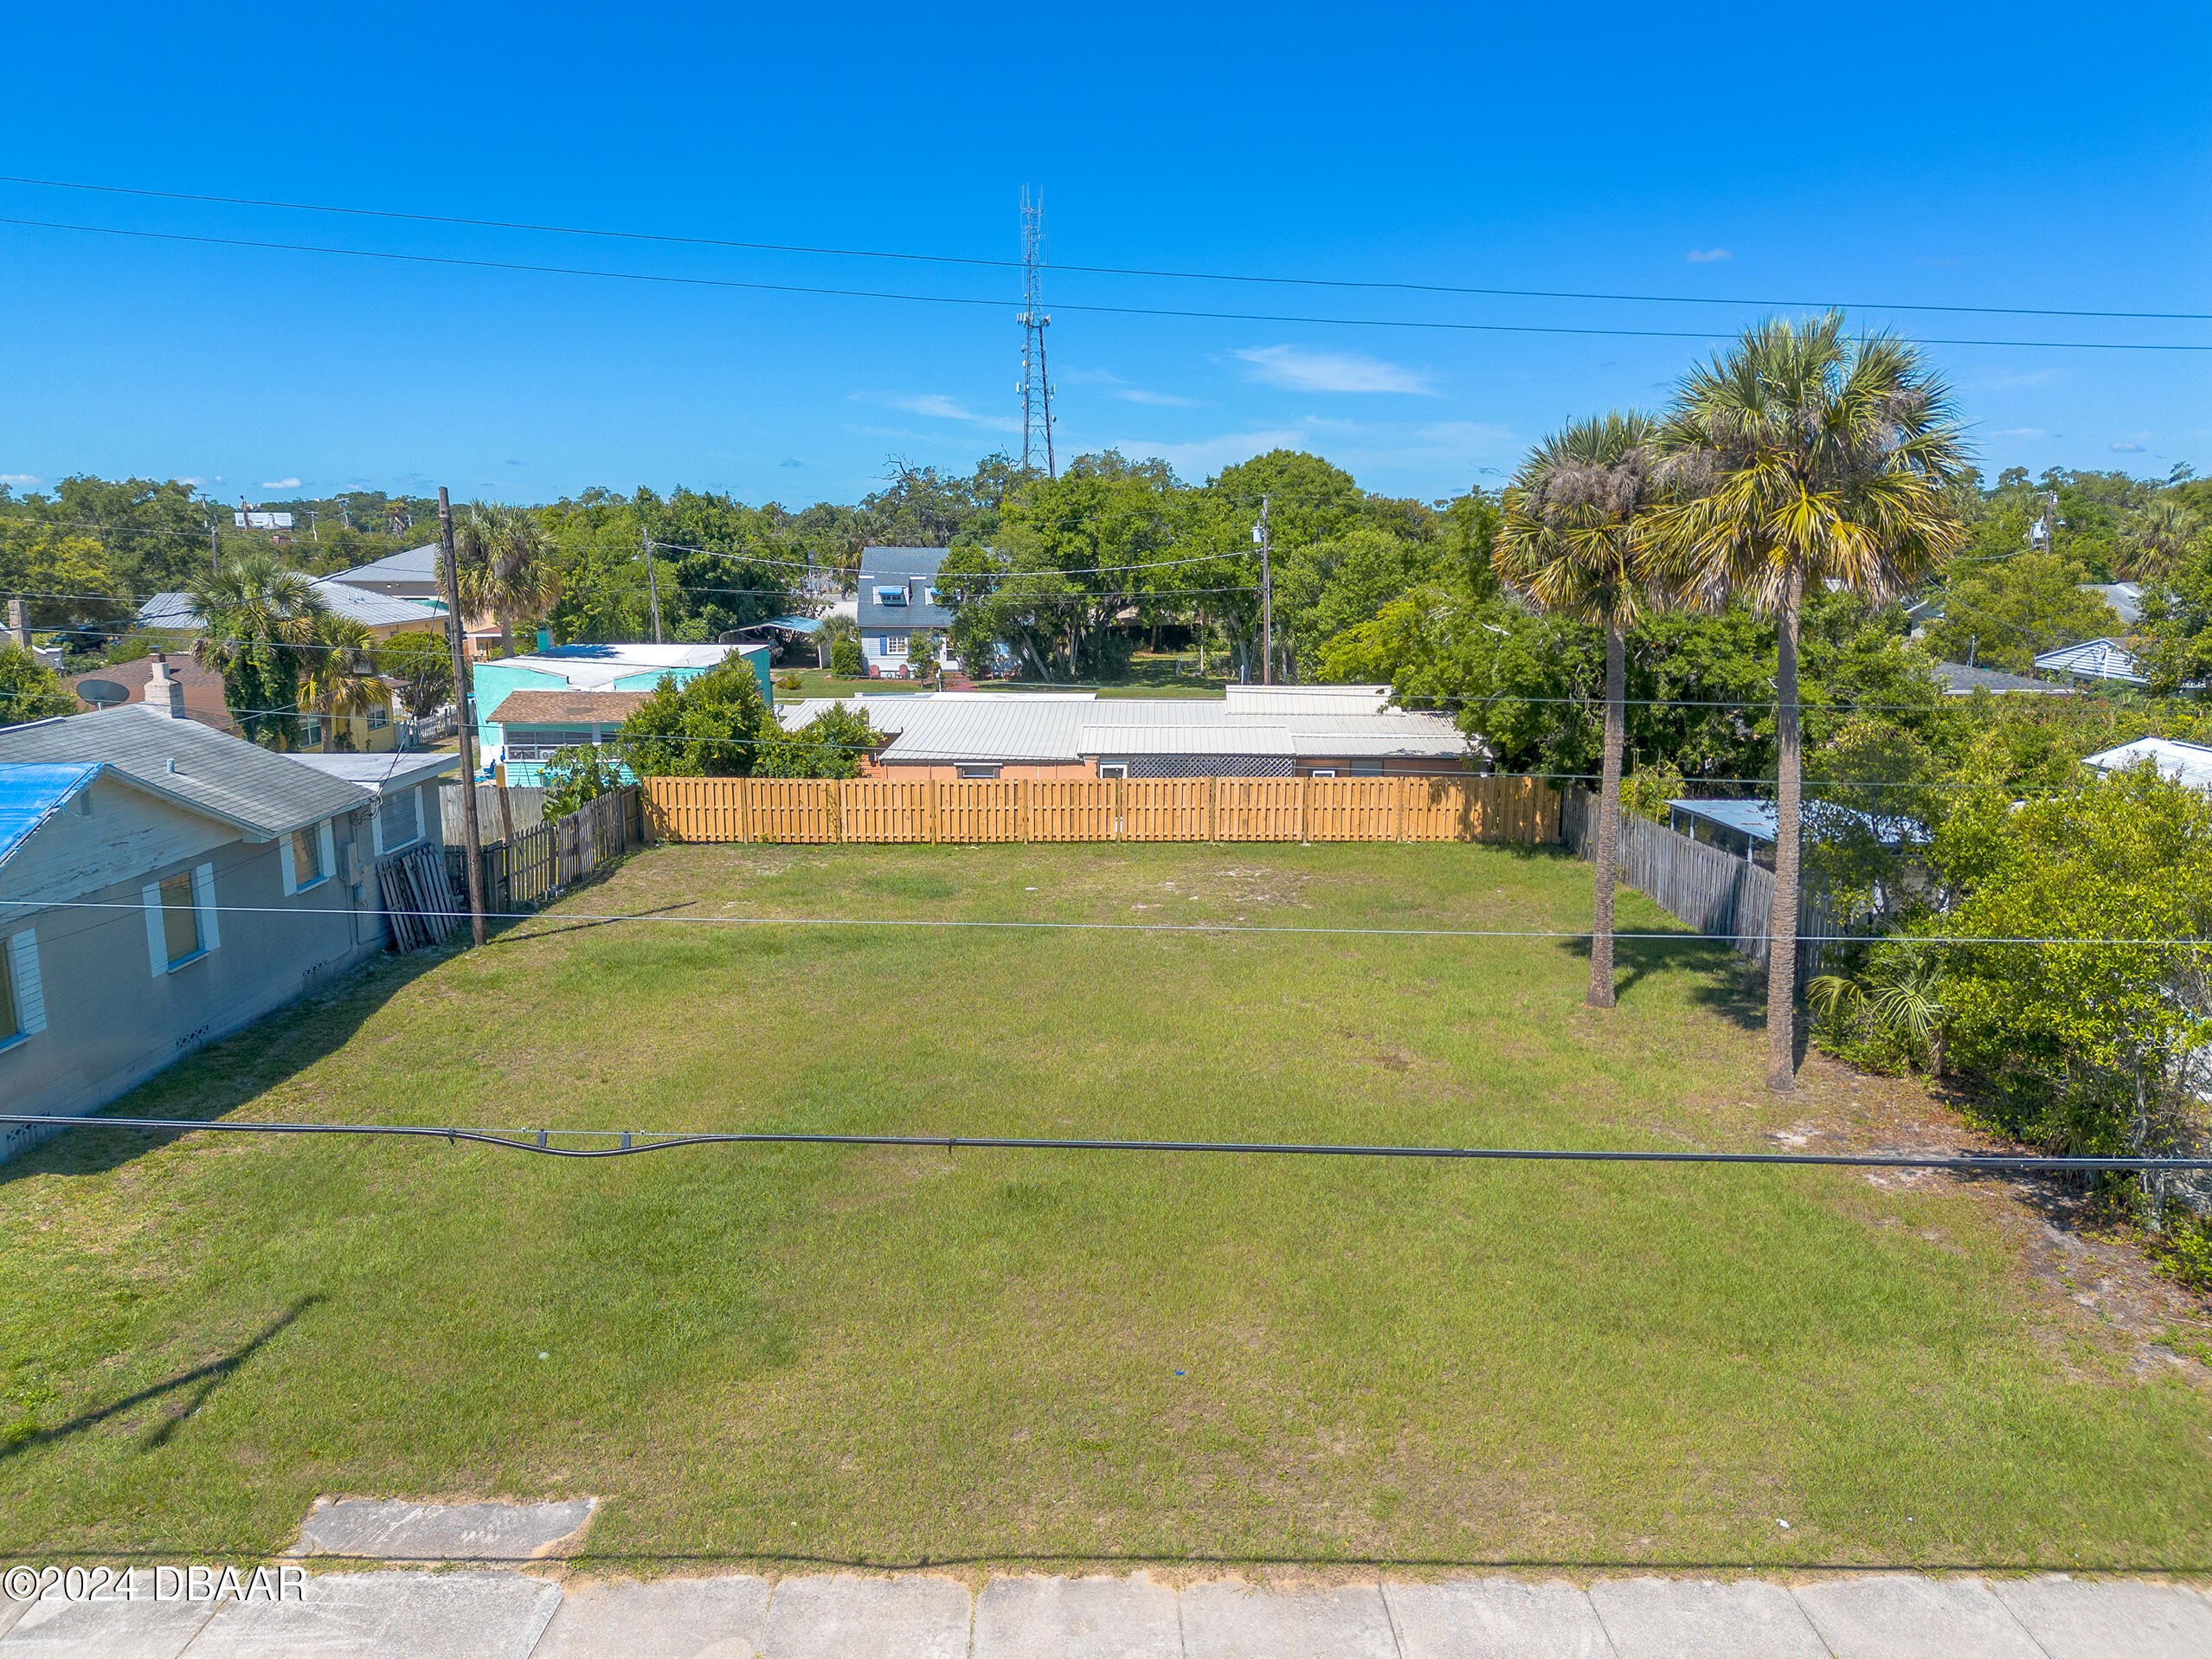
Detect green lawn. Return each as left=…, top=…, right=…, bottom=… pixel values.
left=3, top=842, right=2209, bottom=1575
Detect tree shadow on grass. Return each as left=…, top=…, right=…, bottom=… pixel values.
left=0, top=942, right=457, bottom=1190
left=0, top=1296, right=322, bottom=1463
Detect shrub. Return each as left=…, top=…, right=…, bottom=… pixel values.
left=538, top=745, right=627, bottom=818
left=830, top=638, right=865, bottom=678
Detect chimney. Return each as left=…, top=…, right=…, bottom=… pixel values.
left=146, top=651, right=189, bottom=719
left=6, top=597, right=27, bottom=652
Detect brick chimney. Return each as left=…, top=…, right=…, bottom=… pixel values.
left=146, top=652, right=189, bottom=719
left=6, top=597, right=27, bottom=652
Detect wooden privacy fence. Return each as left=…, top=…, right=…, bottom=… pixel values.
left=641, top=774, right=1560, bottom=846
left=1559, top=788, right=1857, bottom=981
left=444, top=788, right=641, bottom=917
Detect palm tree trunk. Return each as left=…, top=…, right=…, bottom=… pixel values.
left=1588, top=614, right=1625, bottom=1009
left=1765, top=565, right=1804, bottom=1092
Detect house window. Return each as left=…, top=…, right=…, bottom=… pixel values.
left=298, top=718, right=322, bottom=747
left=1309, top=768, right=1337, bottom=778
left=378, top=788, right=421, bottom=852
left=366, top=705, right=389, bottom=731
left=291, top=824, right=325, bottom=890
left=1097, top=762, right=1129, bottom=780
left=874, top=585, right=908, bottom=607
left=956, top=764, right=1001, bottom=780
left=160, top=874, right=201, bottom=966
left=504, top=729, right=588, bottom=762
left=879, top=633, right=908, bottom=656
left=0, top=930, right=40, bottom=1047
left=1350, top=759, right=1386, bottom=776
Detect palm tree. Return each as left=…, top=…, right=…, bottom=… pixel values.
left=299, top=614, right=393, bottom=752
left=1495, top=412, right=1667, bottom=1009
left=188, top=552, right=325, bottom=748
left=455, top=505, right=563, bottom=657
left=2117, top=498, right=2206, bottom=582
left=1647, top=314, right=1970, bottom=1092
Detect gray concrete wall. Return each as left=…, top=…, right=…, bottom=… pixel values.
left=0, top=802, right=388, bottom=1165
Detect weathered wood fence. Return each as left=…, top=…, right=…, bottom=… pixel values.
left=441, top=788, right=641, bottom=917
left=641, top=774, right=1559, bottom=846
left=1559, top=788, right=1856, bottom=981
left=440, top=782, right=546, bottom=845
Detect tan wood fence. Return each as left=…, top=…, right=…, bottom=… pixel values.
left=640, top=774, right=1559, bottom=846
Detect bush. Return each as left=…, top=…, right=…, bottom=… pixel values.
left=830, top=639, right=865, bottom=678
left=0, top=645, right=77, bottom=729
left=614, top=660, right=778, bottom=777
left=538, top=745, right=626, bottom=818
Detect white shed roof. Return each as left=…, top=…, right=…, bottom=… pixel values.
left=2082, top=737, right=2212, bottom=793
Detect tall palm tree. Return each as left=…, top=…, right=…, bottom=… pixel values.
left=1495, top=411, right=1667, bottom=1009
left=188, top=552, right=325, bottom=748
left=456, top=505, right=563, bottom=657
left=2117, top=498, right=2206, bottom=582
left=299, top=614, right=393, bottom=752
left=1647, top=314, right=1970, bottom=1092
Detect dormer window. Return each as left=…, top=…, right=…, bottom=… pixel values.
left=875, top=586, right=908, bottom=607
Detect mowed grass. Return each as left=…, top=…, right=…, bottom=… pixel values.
left=3, top=841, right=2209, bottom=1574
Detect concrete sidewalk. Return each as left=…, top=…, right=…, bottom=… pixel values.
left=3, top=1567, right=2210, bottom=1658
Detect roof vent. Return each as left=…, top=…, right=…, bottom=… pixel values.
left=166, top=758, right=178, bottom=774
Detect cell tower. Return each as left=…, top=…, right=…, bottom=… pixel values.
left=1017, top=187, right=1057, bottom=479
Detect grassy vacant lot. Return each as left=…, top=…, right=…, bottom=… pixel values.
left=3, top=840, right=2209, bottom=1576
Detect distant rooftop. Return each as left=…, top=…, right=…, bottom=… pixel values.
left=282, top=750, right=460, bottom=794
left=486, top=641, right=762, bottom=691
left=1930, top=661, right=2077, bottom=696
left=2081, top=737, right=2212, bottom=793
left=2034, top=636, right=2146, bottom=686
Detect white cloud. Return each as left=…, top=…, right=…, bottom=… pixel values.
left=2110, top=440, right=2148, bottom=453
left=1061, top=368, right=1199, bottom=408
left=1990, top=427, right=2048, bottom=439
left=854, top=391, right=1023, bottom=434
left=260, top=477, right=301, bottom=490
left=1, top=473, right=41, bottom=487
left=1685, top=248, right=1733, bottom=263
left=177, top=475, right=208, bottom=487
left=1234, top=345, right=1432, bottom=395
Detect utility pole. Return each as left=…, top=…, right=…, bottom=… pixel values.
left=1017, top=187, right=1057, bottom=479
left=438, top=487, right=487, bottom=949
left=208, top=510, right=220, bottom=576
left=1255, top=494, right=1274, bottom=685
left=641, top=527, right=664, bottom=643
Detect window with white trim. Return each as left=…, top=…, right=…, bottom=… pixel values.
left=1096, top=762, right=1129, bottom=780
left=879, top=633, right=908, bottom=656
left=376, top=788, right=422, bottom=853
left=143, top=864, right=219, bottom=975
left=0, top=929, right=43, bottom=1046
left=956, top=764, right=1001, bottom=780
left=366, top=705, right=389, bottom=730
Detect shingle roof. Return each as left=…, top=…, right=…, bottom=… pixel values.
left=487, top=690, right=653, bottom=725
left=856, top=548, right=955, bottom=631
left=0, top=707, right=371, bottom=838
left=0, top=763, right=100, bottom=868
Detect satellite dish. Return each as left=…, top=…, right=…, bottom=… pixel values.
left=76, top=678, right=129, bottom=709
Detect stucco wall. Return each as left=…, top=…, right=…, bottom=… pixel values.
left=0, top=797, right=383, bottom=1165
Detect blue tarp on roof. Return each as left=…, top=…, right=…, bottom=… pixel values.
left=0, top=762, right=100, bottom=870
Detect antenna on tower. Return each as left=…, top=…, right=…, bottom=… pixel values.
left=1017, top=187, right=1057, bottom=479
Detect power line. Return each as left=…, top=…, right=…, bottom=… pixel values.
left=4, top=1112, right=2206, bottom=1172
left=3, top=216, right=2205, bottom=354
left=4, top=173, right=2205, bottom=325
left=0, top=895, right=2202, bottom=950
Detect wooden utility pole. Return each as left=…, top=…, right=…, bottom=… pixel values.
left=641, top=527, right=664, bottom=644
left=1256, top=494, right=1274, bottom=685
left=438, top=487, right=487, bottom=948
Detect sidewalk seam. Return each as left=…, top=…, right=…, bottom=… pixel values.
left=1986, top=1578, right=2061, bottom=1659
left=1377, top=1580, right=1408, bottom=1659
left=1580, top=1583, right=1626, bottom=1659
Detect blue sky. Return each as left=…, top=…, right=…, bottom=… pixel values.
left=3, top=2, right=2205, bottom=508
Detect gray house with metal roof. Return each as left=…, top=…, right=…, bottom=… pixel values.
left=856, top=547, right=958, bottom=678
left=0, top=704, right=390, bottom=1162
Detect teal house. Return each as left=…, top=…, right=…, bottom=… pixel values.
left=472, top=642, right=771, bottom=784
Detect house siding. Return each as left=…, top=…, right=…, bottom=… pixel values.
left=0, top=795, right=382, bottom=1164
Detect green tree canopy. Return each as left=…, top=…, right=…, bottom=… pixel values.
left=0, top=644, right=76, bottom=728
left=614, top=660, right=779, bottom=778
left=1922, top=551, right=2120, bottom=674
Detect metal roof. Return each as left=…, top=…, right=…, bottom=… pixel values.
left=0, top=706, right=371, bottom=839
left=776, top=691, right=1467, bottom=765
left=1931, top=661, right=2077, bottom=696
left=492, top=642, right=758, bottom=691
left=1669, top=797, right=1927, bottom=846
left=308, top=577, right=446, bottom=630
left=329, top=543, right=444, bottom=585
left=280, top=750, right=461, bottom=795
left=2082, top=737, right=2212, bottom=793
left=855, top=548, right=955, bottom=630
left=0, top=763, right=100, bottom=869
left=135, top=592, right=201, bottom=631
left=2086, top=582, right=2144, bottom=626
left=2034, top=637, right=2146, bottom=685
left=1222, top=685, right=1392, bottom=715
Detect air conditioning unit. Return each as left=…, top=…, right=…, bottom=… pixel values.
left=338, top=841, right=367, bottom=888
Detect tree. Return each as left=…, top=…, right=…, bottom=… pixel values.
left=2137, top=538, right=2212, bottom=697
left=0, top=523, right=130, bottom=632
left=813, top=613, right=858, bottom=670
left=756, top=704, right=876, bottom=778
left=538, top=744, right=627, bottom=818
left=0, top=645, right=75, bottom=728
left=829, top=636, right=865, bottom=679
left=906, top=629, right=941, bottom=682
left=455, top=505, right=563, bottom=657
left=188, top=552, right=325, bottom=748
left=1495, top=412, right=1669, bottom=1009
left=2116, top=498, right=2208, bottom=582
left=1931, top=765, right=2212, bottom=1225
left=614, top=661, right=779, bottom=778
left=299, top=614, right=393, bottom=752
left=374, top=628, right=455, bottom=717
left=1647, top=314, right=1971, bottom=1092
left=1921, top=550, right=2119, bottom=673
